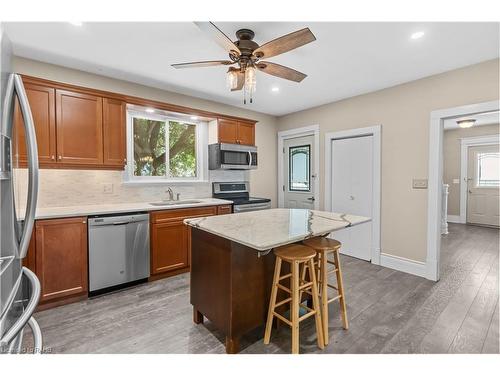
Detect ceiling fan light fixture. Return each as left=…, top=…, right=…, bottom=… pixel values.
left=457, top=119, right=476, bottom=128
left=226, top=69, right=239, bottom=90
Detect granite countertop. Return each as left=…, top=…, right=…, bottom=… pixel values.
left=185, top=208, right=370, bottom=251
left=18, top=198, right=232, bottom=220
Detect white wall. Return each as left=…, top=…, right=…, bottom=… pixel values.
left=12, top=57, right=278, bottom=207
left=277, top=59, right=500, bottom=263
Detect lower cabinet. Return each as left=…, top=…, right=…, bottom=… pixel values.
left=150, top=206, right=219, bottom=277
left=35, top=217, right=88, bottom=303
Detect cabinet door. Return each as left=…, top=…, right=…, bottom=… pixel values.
left=218, top=118, right=238, bottom=144
left=13, top=83, right=56, bottom=165
left=56, top=89, right=103, bottom=165
left=151, top=220, right=189, bottom=274
left=103, top=98, right=126, bottom=167
left=237, top=121, right=255, bottom=146
left=36, top=217, right=88, bottom=302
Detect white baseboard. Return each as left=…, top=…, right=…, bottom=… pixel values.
left=379, top=253, right=427, bottom=278
left=447, top=215, right=462, bottom=223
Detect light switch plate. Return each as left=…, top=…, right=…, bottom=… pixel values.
left=412, top=178, right=428, bottom=189
left=102, top=183, right=113, bottom=194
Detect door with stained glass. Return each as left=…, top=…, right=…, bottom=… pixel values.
left=283, top=135, right=315, bottom=209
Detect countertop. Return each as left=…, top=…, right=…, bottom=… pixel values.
left=185, top=208, right=370, bottom=251
left=18, top=198, right=233, bottom=220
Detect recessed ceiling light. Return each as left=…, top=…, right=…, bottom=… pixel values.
left=410, top=31, right=425, bottom=40
left=145, top=108, right=155, bottom=113
left=190, top=116, right=199, bottom=121
left=271, top=86, right=280, bottom=93
left=69, top=21, right=83, bottom=26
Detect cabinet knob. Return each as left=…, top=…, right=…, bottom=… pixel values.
left=123, top=158, right=127, bottom=163
left=51, top=155, right=55, bottom=160
left=58, top=155, right=62, bottom=161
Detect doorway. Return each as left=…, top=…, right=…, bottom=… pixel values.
left=324, top=126, right=381, bottom=264
left=427, top=100, right=500, bottom=281
left=277, top=125, right=320, bottom=209
left=466, top=144, right=500, bottom=227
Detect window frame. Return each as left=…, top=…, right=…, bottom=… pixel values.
left=124, top=109, right=207, bottom=184
left=288, top=144, right=311, bottom=192
left=476, top=151, right=500, bottom=188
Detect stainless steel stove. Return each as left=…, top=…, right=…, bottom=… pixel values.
left=212, top=182, right=271, bottom=213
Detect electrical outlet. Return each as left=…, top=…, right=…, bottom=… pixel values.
left=102, top=183, right=113, bottom=194
left=412, top=179, right=428, bottom=189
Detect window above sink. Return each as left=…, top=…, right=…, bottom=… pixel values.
left=124, top=105, right=209, bottom=185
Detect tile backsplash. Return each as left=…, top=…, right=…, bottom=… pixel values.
left=14, top=168, right=248, bottom=208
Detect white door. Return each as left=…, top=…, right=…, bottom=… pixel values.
left=330, top=136, right=373, bottom=261
left=467, top=144, right=500, bottom=227
left=283, top=135, right=315, bottom=209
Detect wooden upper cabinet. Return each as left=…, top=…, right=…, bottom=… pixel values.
left=217, top=118, right=255, bottom=145
left=13, top=83, right=56, bottom=165
left=237, top=121, right=255, bottom=146
left=35, top=217, right=88, bottom=302
left=218, top=118, right=239, bottom=144
left=103, top=98, right=126, bottom=167
left=56, top=89, right=103, bottom=165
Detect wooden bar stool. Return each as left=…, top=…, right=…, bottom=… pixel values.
left=264, top=244, right=324, bottom=354
left=302, top=237, right=348, bottom=346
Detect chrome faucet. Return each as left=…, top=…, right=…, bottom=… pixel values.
left=166, top=187, right=174, bottom=201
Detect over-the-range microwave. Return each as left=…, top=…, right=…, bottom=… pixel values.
left=208, top=143, right=258, bottom=170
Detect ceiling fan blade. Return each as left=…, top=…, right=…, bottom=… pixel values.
left=256, top=62, right=307, bottom=82
left=231, top=71, right=245, bottom=91
left=171, top=60, right=235, bottom=69
left=195, top=22, right=241, bottom=55
left=254, top=28, right=316, bottom=59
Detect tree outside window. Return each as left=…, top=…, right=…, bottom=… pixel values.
left=131, top=113, right=197, bottom=179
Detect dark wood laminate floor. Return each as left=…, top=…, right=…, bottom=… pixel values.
left=26, top=223, right=499, bottom=354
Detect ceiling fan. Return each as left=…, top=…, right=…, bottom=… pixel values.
left=172, top=22, right=316, bottom=104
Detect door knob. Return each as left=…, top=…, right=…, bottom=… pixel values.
left=307, top=197, right=315, bottom=201
left=468, top=189, right=472, bottom=194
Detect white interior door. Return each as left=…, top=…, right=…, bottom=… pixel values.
left=330, top=135, right=373, bottom=261
left=467, top=144, right=500, bottom=227
left=283, top=135, right=315, bottom=209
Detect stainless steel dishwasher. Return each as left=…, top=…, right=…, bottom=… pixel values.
left=88, top=212, right=150, bottom=293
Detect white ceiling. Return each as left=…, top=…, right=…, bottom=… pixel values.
left=444, top=111, right=500, bottom=130
left=3, top=22, right=499, bottom=116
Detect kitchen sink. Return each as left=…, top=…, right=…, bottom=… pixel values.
left=149, top=199, right=203, bottom=206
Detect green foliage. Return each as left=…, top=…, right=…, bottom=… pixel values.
left=133, top=117, right=196, bottom=178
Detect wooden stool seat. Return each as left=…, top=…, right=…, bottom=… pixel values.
left=302, top=237, right=341, bottom=252
left=302, top=237, right=348, bottom=346
left=264, top=244, right=324, bottom=354
left=274, top=244, right=317, bottom=261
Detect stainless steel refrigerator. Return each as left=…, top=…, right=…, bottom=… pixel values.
left=0, top=26, right=42, bottom=354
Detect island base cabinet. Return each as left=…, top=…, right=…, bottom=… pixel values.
left=190, top=227, right=275, bottom=354
left=35, top=217, right=88, bottom=306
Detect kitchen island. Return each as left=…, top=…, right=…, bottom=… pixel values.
left=185, top=208, right=369, bottom=353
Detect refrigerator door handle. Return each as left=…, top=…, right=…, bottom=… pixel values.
left=13, top=74, right=39, bottom=259
left=0, top=267, right=41, bottom=348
